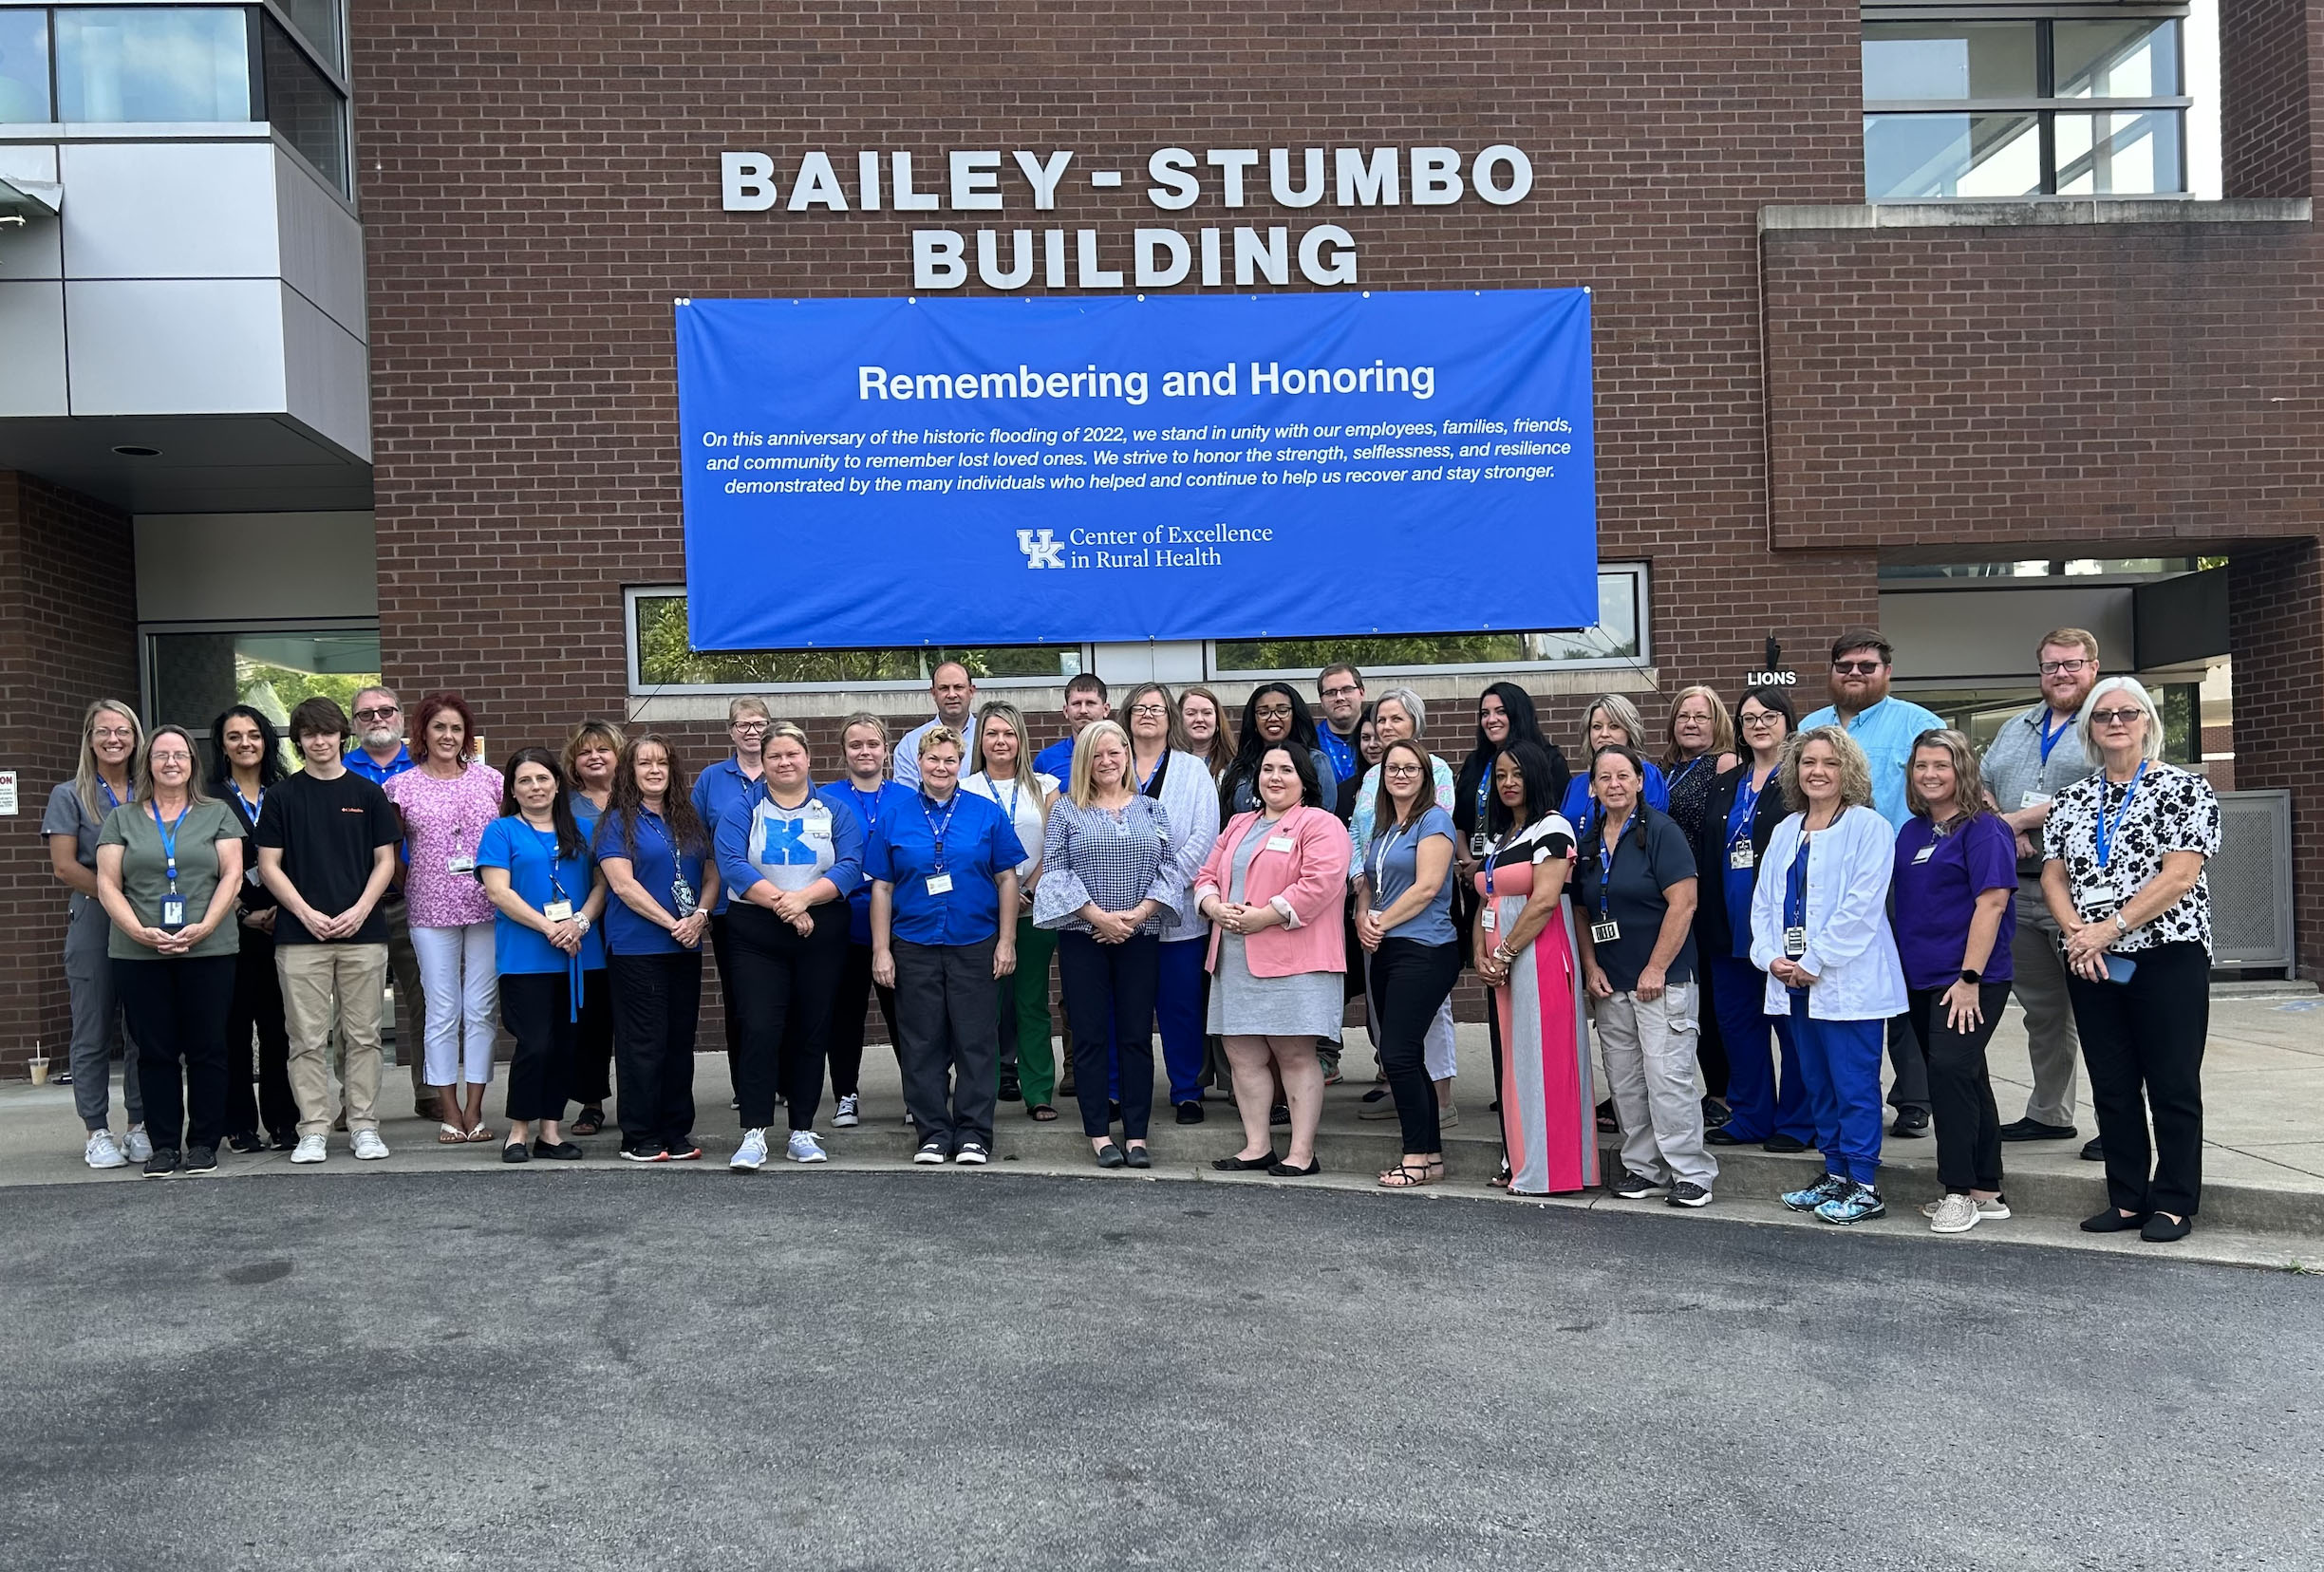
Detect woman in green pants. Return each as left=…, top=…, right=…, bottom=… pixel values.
left=962, top=702, right=1062, bottom=1119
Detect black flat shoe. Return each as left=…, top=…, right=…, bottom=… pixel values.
left=226, top=1132, right=267, bottom=1155
left=1269, top=1157, right=1321, bottom=1177
left=1997, top=1116, right=2078, bottom=1142
left=2080, top=1137, right=2106, bottom=1162
left=1704, top=1127, right=1746, bottom=1147
left=269, top=1129, right=299, bottom=1151
left=2080, top=1207, right=2146, bottom=1233
left=1125, top=1145, right=1152, bottom=1170
left=1762, top=1133, right=1809, bottom=1154
left=1095, top=1143, right=1126, bottom=1169
left=501, top=1141, right=530, bottom=1164
left=533, top=1139, right=583, bottom=1160
left=1175, top=1101, right=1204, bottom=1125
left=1888, top=1107, right=1931, bottom=1138
left=1210, top=1151, right=1278, bottom=1171
left=2140, top=1212, right=2193, bottom=1243
left=1701, top=1097, right=1732, bottom=1130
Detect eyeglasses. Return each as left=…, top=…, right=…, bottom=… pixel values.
left=1831, top=660, right=1885, bottom=677
left=1384, top=763, right=1423, bottom=777
left=730, top=720, right=769, bottom=734
left=352, top=707, right=399, bottom=722
left=1738, top=711, right=1782, bottom=727
left=148, top=751, right=192, bottom=764
left=2038, top=659, right=2092, bottom=677
left=1128, top=704, right=1169, bottom=719
left=1254, top=704, right=1293, bottom=720
left=91, top=728, right=136, bottom=741
left=2089, top=707, right=2146, bottom=727
left=1321, top=684, right=1361, bottom=700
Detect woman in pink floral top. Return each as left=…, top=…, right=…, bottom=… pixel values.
left=385, top=694, right=506, bottom=1142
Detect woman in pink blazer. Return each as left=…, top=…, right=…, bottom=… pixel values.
left=1193, top=745, right=1353, bottom=1176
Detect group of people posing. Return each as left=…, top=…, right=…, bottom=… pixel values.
left=48, top=624, right=2220, bottom=1240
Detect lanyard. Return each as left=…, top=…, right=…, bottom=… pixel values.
left=150, top=799, right=191, bottom=889
left=918, top=791, right=959, bottom=871
left=1370, top=818, right=1411, bottom=894
left=2092, top=761, right=2147, bottom=871
left=237, top=787, right=264, bottom=825
left=1594, top=812, right=1633, bottom=918
left=1669, top=757, right=1707, bottom=795
left=1483, top=829, right=1517, bottom=902
left=1134, top=750, right=1165, bottom=796
left=1474, top=772, right=1491, bottom=822
left=100, top=778, right=122, bottom=813
left=530, top=824, right=568, bottom=903
left=2037, top=709, right=2073, bottom=764
left=1729, top=771, right=1767, bottom=849
left=638, top=808, right=679, bottom=863
left=850, top=784, right=883, bottom=837
left=1785, top=834, right=1813, bottom=928
left=989, top=774, right=1022, bottom=828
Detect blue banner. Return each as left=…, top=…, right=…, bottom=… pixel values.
left=674, top=288, right=1596, bottom=649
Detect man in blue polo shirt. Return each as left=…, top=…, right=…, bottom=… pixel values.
left=342, top=685, right=434, bottom=1122
left=1801, top=629, right=1944, bottom=1139
left=1033, top=673, right=1111, bottom=780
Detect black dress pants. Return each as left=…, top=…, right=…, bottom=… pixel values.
left=114, top=955, right=235, bottom=1151
left=1909, top=982, right=2013, bottom=1193
left=726, top=902, right=848, bottom=1132
left=706, top=909, right=746, bottom=1089
left=2067, top=940, right=2209, bottom=1218
left=223, top=929, right=295, bottom=1140
left=570, top=968, right=614, bottom=1108
left=893, top=934, right=1001, bottom=1151
left=1057, top=930, right=1160, bottom=1140
left=500, top=971, right=580, bottom=1122
left=1372, top=937, right=1461, bottom=1153
left=829, top=937, right=899, bottom=1099
left=609, top=949, right=701, bottom=1152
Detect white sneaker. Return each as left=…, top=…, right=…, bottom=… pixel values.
left=123, top=1125, right=154, bottom=1163
left=1928, top=1193, right=1983, bottom=1234
left=730, top=1129, right=768, bottom=1171
left=290, top=1134, right=328, bottom=1164
left=953, top=1141, right=989, bottom=1166
left=351, top=1129, right=390, bottom=1161
left=785, top=1130, right=827, bottom=1164
left=833, top=1094, right=861, bottom=1129
left=84, top=1130, right=127, bottom=1170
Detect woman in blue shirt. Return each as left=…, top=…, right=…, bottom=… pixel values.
left=717, top=722, right=863, bottom=1171
left=870, top=725, right=1023, bottom=1167
left=1355, top=739, right=1462, bottom=1189
left=595, top=733, right=721, bottom=1164
left=477, top=748, right=608, bottom=1164
left=817, top=712, right=909, bottom=1130
left=1557, top=694, right=1671, bottom=833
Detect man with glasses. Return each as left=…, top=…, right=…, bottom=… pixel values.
left=694, top=696, right=773, bottom=1103
left=341, top=686, right=436, bottom=1123
left=1801, top=629, right=1944, bottom=1138
left=1980, top=628, right=2103, bottom=1159
left=1315, top=664, right=1366, bottom=821
left=893, top=661, right=978, bottom=791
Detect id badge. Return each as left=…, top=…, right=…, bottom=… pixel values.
left=1481, top=907, right=1499, bottom=932
left=1470, top=832, right=1489, bottom=857
left=1266, top=834, right=1296, bottom=852
left=446, top=853, right=476, bottom=874
left=159, top=893, right=187, bottom=932
left=2020, top=791, right=2052, bottom=809
left=926, top=873, right=954, bottom=896
left=1783, top=926, right=1808, bottom=959
left=1590, top=919, right=1620, bottom=945
left=1728, top=845, right=1754, bottom=870
left=671, top=877, right=698, bottom=918
left=542, top=899, right=574, bottom=923
left=245, top=867, right=262, bottom=886
left=1911, top=844, right=1936, bottom=865
left=2082, top=885, right=2119, bottom=908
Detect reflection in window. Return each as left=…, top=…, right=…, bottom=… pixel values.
left=631, top=594, right=1083, bottom=688
left=1212, top=569, right=1644, bottom=677
left=1862, top=22, right=2037, bottom=101
left=1865, top=113, right=2041, bottom=200
left=2054, top=19, right=2179, bottom=100
left=56, top=9, right=253, bottom=123
left=148, top=628, right=383, bottom=755
left=2055, top=111, right=2182, bottom=196
left=0, top=10, right=50, bottom=123
left=262, top=16, right=346, bottom=189
left=276, top=0, right=343, bottom=74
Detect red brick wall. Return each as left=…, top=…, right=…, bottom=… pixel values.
left=2229, top=541, right=2324, bottom=978
left=0, top=474, right=141, bottom=1071
left=2221, top=0, right=2314, bottom=199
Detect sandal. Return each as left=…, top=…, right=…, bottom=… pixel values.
left=1027, top=1104, right=1059, bottom=1122
left=1378, top=1158, right=1446, bottom=1190
left=465, top=1123, right=496, bottom=1144
left=1489, top=1163, right=1512, bottom=1190
left=571, top=1107, right=605, bottom=1136
left=437, top=1122, right=468, bottom=1145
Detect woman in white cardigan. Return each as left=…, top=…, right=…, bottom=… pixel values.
left=1118, top=683, right=1223, bottom=1124
left=1751, top=726, right=1906, bottom=1226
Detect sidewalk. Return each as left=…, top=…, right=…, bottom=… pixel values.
left=8, top=987, right=2320, bottom=1269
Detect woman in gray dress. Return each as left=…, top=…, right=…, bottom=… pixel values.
left=1192, top=745, right=1353, bottom=1177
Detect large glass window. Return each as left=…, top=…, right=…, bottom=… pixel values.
left=259, top=14, right=343, bottom=189
left=55, top=8, right=253, bottom=123
left=1211, top=567, right=1646, bottom=679
left=628, top=591, right=1084, bottom=691
left=1864, top=13, right=2187, bottom=198
left=0, top=10, right=51, bottom=122
left=146, top=626, right=383, bottom=752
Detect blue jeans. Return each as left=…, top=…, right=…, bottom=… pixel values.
left=1788, top=995, right=1885, bottom=1187
left=1709, top=955, right=1813, bottom=1144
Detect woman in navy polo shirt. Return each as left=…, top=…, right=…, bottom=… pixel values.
left=870, top=724, right=1023, bottom=1167
left=595, top=733, right=721, bottom=1164
left=1895, top=729, right=2017, bottom=1235
left=477, top=749, right=608, bottom=1164
left=818, top=712, right=909, bottom=1130
left=718, top=722, right=862, bottom=1171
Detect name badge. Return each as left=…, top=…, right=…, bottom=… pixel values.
left=542, top=899, right=574, bottom=923
left=446, top=853, right=476, bottom=874
left=1911, top=844, right=1936, bottom=865
left=1266, top=834, right=1296, bottom=852
left=1728, top=845, right=1754, bottom=870
left=1481, top=907, right=1498, bottom=931
left=1470, top=832, right=1489, bottom=857
left=2020, top=791, right=2052, bottom=809
left=159, top=894, right=187, bottom=932
left=1783, top=925, right=1808, bottom=959
left=926, top=873, right=954, bottom=895
left=1590, top=920, right=1620, bottom=945
left=671, top=877, right=698, bottom=918
left=2082, top=885, right=2119, bottom=908
left=245, top=867, right=262, bottom=886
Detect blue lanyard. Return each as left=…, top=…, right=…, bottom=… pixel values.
left=149, top=799, right=191, bottom=889
left=1318, top=727, right=1355, bottom=781
left=531, top=825, right=568, bottom=903
left=850, top=785, right=883, bottom=837
left=638, top=808, right=682, bottom=865
left=2037, top=709, right=2073, bottom=764
left=100, top=778, right=122, bottom=812
left=1729, top=770, right=1771, bottom=849
left=1483, top=828, right=1517, bottom=902
left=1134, top=751, right=1164, bottom=796
left=2091, top=761, right=2146, bottom=871
left=1474, top=772, right=1491, bottom=821
left=1785, top=834, right=1813, bottom=929
left=1669, top=757, right=1708, bottom=795
left=237, top=787, right=263, bottom=825
left=990, top=775, right=1022, bottom=828
left=918, top=791, right=959, bottom=871
left=1593, top=813, right=1633, bottom=918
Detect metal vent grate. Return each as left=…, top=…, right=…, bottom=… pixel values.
left=2210, top=791, right=2293, bottom=968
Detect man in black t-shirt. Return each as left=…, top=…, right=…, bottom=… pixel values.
left=253, top=697, right=403, bottom=1165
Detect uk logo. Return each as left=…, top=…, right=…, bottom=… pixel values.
left=1016, top=529, right=1065, bottom=570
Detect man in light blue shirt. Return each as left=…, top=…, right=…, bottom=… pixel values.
left=892, top=662, right=978, bottom=791
left=1799, top=628, right=1944, bottom=1136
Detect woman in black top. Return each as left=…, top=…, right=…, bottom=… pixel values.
left=1659, top=684, right=1741, bottom=1125
left=1218, top=683, right=1335, bottom=819
left=208, top=705, right=296, bottom=1152
left=1453, top=684, right=1571, bottom=915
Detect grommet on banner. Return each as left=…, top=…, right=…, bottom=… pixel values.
left=673, top=296, right=691, bottom=307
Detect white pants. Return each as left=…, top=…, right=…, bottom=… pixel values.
left=410, top=923, right=498, bottom=1087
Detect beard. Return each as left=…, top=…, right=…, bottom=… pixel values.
left=361, top=724, right=401, bottom=750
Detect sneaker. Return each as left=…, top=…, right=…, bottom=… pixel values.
left=226, top=1132, right=266, bottom=1155
left=1927, top=1193, right=1983, bottom=1233
left=1358, top=1096, right=1398, bottom=1120
left=621, top=1144, right=668, bottom=1163
left=269, top=1129, right=298, bottom=1151
left=1815, top=1182, right=1888, bottom=1226
left=786, top=1131, right=828, bottom=1164
left=913, top=1139, right=948, bottom=1165
left=143, top=1149, right=180, bottom=1178
left=351, top=1129, right=390, bottom=1161
left=664, top=1141, right=703, bottom=1161
left=84, top=1130, right=127, bottom=1170
left=1921, top=1193, right=2011, bottom=1224
left=181, top=1144, right=218, bottom=1175
left=730, top=1129, right=769, bottom=1170
left=290, top=1134, right=328, bottom=1164
left=953, top=1140, right=988, bottom=1166
left=123, top=1126, right=154, bottom=1163
left=833, top=1094, right=861, bottom=1129
left=1781, top=1173, right=1850, bottom=1213
left=729, top=1096, right=740, bottom=1111
left=1609, top=1170, right=1667, bottom=1200
left=1665, top=1181, right=1713, bottom=1208
left=1174, top=1102, right=1204, bottom=1125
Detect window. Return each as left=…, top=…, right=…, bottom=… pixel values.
left=628, top=590, right=1086, bottom=692
left=145, top=625, right=383, bottom=748
left=1864, top=12, right=2186, bottom=198
left=258, top=13, right=344, bottom=189
left=1209, top=565, right=1647, bottom=679
left=0, top=10, right=50, bottom=122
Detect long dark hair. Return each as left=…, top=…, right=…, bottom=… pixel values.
left=1370, top=739, right=1439, bottom=833
left=205, top=704, right=286, bottom=795
left=1483, top=739, right=1561, bottom=839
left=1457, top=683, right=1549, bottom=834
left=1252, top=742, right=1323, bottom=812
left=499, top=746, right=586, bottom=860
left=1222, top=682, right=1321, bottom=814
left=606, top=733, right=708, bottom=860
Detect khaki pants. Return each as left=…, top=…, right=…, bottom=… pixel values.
left=1594, top=982, right=1716, bottom=1188
left=279, top=943, right=388, bottom=1137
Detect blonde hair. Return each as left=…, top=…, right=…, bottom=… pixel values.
left=1066, top=720, right=1133, bottom=808
left=1904, top=728, right=1990, bottom=820
left=1662, top=685, right=1735, bottom=765
left=838, top=710, right=888, bottom=742
left=970, top=701, right=1033, bottom=777
left=561, top=719, right=627, bottom=790
left=761, top=721, right=813, bottom=765
left=726, top=694, right=772, bottom=724
left=1779, top=725, right=1875, bottom=814
left=915, top=723, right=965, bottom=762
left=1583, top=693, right=1647, bottom=751
left=132, top=725, right=211, bottom=809
left=75, top=699, right=144, bottom=819
left=2077, top=676, right=2165, bottom=763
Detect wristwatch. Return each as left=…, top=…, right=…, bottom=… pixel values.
left=574, top=914, right=591, bottom=935
left=1959, top=968, right=1981, bottom=984
left=2112, top=912, right=2129, bottom=935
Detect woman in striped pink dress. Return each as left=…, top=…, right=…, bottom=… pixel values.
left=1473, top=739, right=1596, bottom=1195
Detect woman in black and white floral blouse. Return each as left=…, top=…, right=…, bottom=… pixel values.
left=2040, top=676, right=2220, bottom=1244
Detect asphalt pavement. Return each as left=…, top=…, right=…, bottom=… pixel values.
left=4, top=1170, right=2318, bottom=1570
